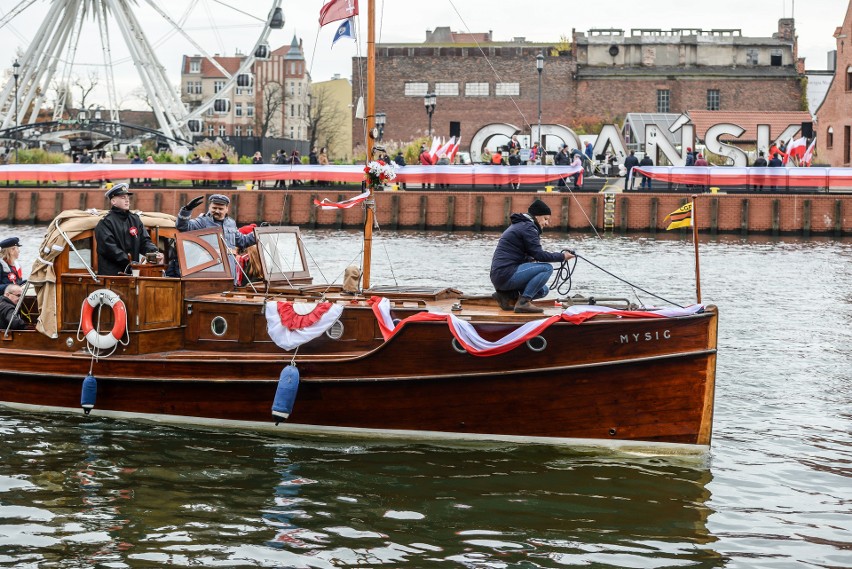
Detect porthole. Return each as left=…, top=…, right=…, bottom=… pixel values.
left=526, top=336, right=547, bottom=352
left=326, top=320, right=344, bottom=340
left=211, top=316, right=228, bottom=336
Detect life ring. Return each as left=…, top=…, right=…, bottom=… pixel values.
left=81, top=289, right=127, bottom=350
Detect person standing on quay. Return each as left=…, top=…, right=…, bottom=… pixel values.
left=623, top=150, right=640, bottom=190
left=639, top=153, right=654, bottom=189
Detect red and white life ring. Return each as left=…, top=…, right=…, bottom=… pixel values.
left=81, top=289, right=127, bottom=350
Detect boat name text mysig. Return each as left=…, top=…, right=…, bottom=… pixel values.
left=620, top=330, right=671, bottom=343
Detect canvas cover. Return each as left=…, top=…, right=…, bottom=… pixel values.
left=29, top=209, right=176, bottom=338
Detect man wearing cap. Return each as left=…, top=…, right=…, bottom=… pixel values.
left=95, top=183, right=163, bottom=276
left=0, top=236, right=25, bottom=295
left=176, top=194, right=256, bottom=251
left=489, top=199, right=574, bottom=313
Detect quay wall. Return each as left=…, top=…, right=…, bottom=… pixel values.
left=1, top=188, right=849, bottom=237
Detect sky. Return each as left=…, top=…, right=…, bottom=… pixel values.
left=1, top=0, right=847, bottom=109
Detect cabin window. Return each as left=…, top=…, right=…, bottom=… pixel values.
left=211, top=316, right=228, bottom=336
left=69, top=237, right=92, bottom=270
left=181, top=238, right=224, bottom=273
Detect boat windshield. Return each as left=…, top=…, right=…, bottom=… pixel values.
left=254, top=226, right=311, bottom=284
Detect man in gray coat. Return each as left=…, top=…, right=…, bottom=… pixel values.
left=176, top=194, right=255, bottom=251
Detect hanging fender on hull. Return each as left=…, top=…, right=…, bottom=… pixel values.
left=272, top=365, right=300, bottom=425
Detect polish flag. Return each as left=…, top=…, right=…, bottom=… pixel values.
left=319, top=0, right=359, bottom=27
left=448, top=137, right=462, bottom=161
left=436, top=136, right=455, bottom=159
left=801, top=138, right=817, bottom=167
left=787, top=137, right=807, bottom=158
left=313, top=190, right=370, bottom=210
left=428, top=137, right=441, bottom=159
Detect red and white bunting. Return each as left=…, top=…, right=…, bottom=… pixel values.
left=313, top=190, right=370, bottom=210
left=265, top=301, right=344, bottom=351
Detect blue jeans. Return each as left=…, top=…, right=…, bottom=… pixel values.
left=504, top=262, right=553, bottom=299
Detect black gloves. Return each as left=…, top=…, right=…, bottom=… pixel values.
left=184, top=196, right=205, bottom=211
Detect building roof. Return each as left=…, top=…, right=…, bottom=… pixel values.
left=182, top=55, right=245, bottom=77
left=687, top=110, right=812, bottom=142
left=284, top=35, right=304, bottom=60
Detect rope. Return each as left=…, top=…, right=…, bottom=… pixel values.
left=555, top=253, right=684, bottom=309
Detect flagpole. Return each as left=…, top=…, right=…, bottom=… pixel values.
left=362, top=0, right=376, bottom=290
left=691, top=194, right=701, bottom=304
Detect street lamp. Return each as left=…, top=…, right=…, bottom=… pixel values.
left=536, top=52, right=544, bottom=159
left=375, top=112, right=386, bottom=141
left=423, top=92, right=436, bottom=137
left=12, top=59, right=19, bottom=164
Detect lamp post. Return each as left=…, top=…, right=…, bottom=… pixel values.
left=423, top=92, right=436, bottom=137
left=12, top=59, right=20, bottom=164
left=375, top=112, right=386, bottom=141
left=536, top=52, right=544, bottom=159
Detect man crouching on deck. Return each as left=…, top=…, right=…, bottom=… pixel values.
left=490, top=199, right=574, bottom=313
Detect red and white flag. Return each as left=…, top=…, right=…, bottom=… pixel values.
left=448, top=137, right=462, bottom=161
left=436, top=136, right=455, bottom=159
left=313, top=190, right=370, bottom=210
left=787, top=137, right=807, bottom=159
left=428, top=136, right=441, bottom=159
left=319, top=0, right=358, bottom=27
left=801, top=138, right=817, bottom=167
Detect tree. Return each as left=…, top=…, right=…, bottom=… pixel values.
left=72, top=70, right=100, bottom=112
left=257, top=81, right=285, bottom=139
left=308, top=84, right=346, bottom=153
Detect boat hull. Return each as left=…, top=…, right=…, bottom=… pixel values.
left=0, top=310, right=717, bottom=447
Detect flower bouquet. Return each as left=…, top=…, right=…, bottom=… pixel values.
left=363, top=160, right=397, bottom=189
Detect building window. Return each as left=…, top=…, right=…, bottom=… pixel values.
left=213, top=80, right=225, bottom=93
left=656, top=89, right=670, bottom=113
left=707, top=89, right=720, bottom=111
left=746, top=49, right=759, bottom=65
left=189, top=60, right=201, bottom=73
left=404, top=82, right=428, bottom=97
left=827, top=127, right=834, bottom=149
left=435, top=82, right=459, bottom=96
left=208, top=125, right=214, bottom=136
left=186, top=83, right=193, bottom=94
left=236, top=86, right=253, bottom=96
left=770, top=49, right=782, bottom=66
left=246, top=126, right=253, bottom=136
left=290, top=62, right=296, bottom=75
left=235, top=126, right=241, bottom=137
left=206, top=107, right=214, bottom=117
left=465, top=82, right=489, bottom=97
left=290, top=104, right=295, bottom=117
left=247, top=103, right=254, bottom=117
left=290, top=126, right=294, bottom=138
left=298, top=104, right=302, bottom=117
left=289, top=82, right=295, bottom=96
left=496, top=83, right=520, bottom=96
left=235, top=103, right=243, bottom=117
left=847, top=66, right=852, bottom=91
left=194, top=82, right=202, bottom=94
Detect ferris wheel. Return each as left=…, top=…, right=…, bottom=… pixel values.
left=0, top=0, right=284, bottom=149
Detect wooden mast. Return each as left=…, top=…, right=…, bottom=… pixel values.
left=362, top=0, right=376, bottom=289
left=691, top=194, right=702, bottom=303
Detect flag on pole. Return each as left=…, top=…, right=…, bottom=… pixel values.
left=448, top=137, right=462, bottom=161
left=313, top=191, right=370, bottom=210
left=801, top=138, right=817, bottom=167
left=319, top=0, right=358, bottom=27
left=332, top=18, right=355, bottom=46
left=663, top=202, right=693, bottom=230
left=786, top=136, right=807, bottom=163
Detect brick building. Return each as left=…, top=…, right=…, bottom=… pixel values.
left=180, top=36, right=310, bottom=142
left=815, top=1, right=852, bottom=166
left=358, top=20, right=805, bottom=156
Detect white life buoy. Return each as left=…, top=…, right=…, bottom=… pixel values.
left=80, top=289, right=127, bottom=350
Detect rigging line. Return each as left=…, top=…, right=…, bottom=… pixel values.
left=375, top=228, right=399, bottom=287
left=558, top=182, right=643, bottom=307
left=574, top=253, right=684, bottom=309
left=446, top=0, right=532, bottom=132
left=207, top=0, right=266, bottom=23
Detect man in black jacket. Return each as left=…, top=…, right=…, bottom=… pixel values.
left=95, top=184, right=162, bottom=276
left=624, top=151, right=640, bottom=190
left=490, top=199, right=574, bottom=313
left=0, top=284, right=27, bottom=331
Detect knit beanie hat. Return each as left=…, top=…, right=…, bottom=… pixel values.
left=528, top=199, right=552, bottom=217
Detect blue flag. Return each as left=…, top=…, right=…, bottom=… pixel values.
left=332, top=18, right=355, bottom=47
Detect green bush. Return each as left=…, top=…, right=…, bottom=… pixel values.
left=12, top=148, right=70, bottom=164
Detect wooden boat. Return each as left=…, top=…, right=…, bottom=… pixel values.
left=0, top=1, right=717, bottom=452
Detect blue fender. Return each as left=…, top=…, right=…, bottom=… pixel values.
left=272, top=365, right=300, bottom=424
left=81, top=374, right=97, bottom=415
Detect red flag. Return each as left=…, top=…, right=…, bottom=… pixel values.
left=319, top=0, right=359, bottom=26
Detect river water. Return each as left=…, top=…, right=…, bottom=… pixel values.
left=1, top=222, right=850, bottom=568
